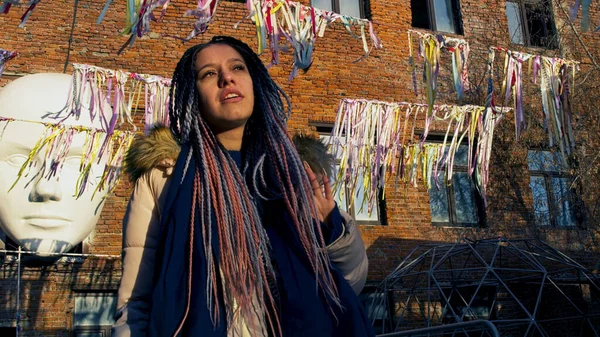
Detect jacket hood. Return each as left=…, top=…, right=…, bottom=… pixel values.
left=124, top=125, right=181, bottom=182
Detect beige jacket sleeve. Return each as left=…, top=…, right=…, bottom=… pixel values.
left=326, top=210, right=369, bottom=295
left=112, top=168, right=172, bottom=337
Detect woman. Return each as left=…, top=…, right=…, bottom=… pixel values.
left=112, top=36, right=374, bottom=337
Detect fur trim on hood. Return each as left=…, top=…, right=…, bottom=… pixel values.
left=124, top=125, right=181, bottom=182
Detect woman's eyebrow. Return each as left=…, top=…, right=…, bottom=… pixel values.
left=196, top=58, right=246, bottom=74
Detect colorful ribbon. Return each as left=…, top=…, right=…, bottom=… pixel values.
left=0, top=48, right=18, bottom=78
left=570, top=0, right=598, bottom=32
left=0, top=0, right=41, bottom=28
left=0, top=117, right=135, bottom=199
left=329, top=98, right=504, bottom=214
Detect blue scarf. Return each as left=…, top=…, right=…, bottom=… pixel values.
left=148, top=144, right=375, bottom=337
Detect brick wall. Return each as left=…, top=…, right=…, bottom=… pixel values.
left=1, top=0, right=600, bottom=334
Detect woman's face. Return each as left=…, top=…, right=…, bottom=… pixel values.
left=194, top=44, right=255, bottom=133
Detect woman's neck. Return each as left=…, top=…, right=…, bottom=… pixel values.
left=215, top=126, right=245, bottom=151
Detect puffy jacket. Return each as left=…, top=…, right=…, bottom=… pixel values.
left=112, top=126, right=369, bottom=337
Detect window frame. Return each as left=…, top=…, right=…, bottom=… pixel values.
left=411, top=0, right=464, bottom=35
left=310, top=0, right=368, bottom=19
left=72, top=291, right=118, bottom=337
left=425, top=136, right=485, bottom=228
left=315, top=124, right=387, bottom=226
left=73, top=325, right=112, bottom=337
left=527, top=150, right=578, bottom=228
left=506, top=0, right=558, bottom=48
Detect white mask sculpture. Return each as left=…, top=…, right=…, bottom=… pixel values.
left=0, top=73, right=122, bottom=254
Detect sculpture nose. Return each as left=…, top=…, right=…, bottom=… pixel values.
left=30, top=177, right=62, bottom=202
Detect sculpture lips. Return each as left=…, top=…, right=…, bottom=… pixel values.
left=23, top=215, right=72, bottom=228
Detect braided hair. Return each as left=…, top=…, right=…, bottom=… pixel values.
left=168, top=36, right=339, bottom=335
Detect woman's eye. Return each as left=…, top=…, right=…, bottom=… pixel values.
left=5, top=155, right=27, bottom=167
left=233, top=64, right=246, bottom=71
left=202, top=71, right=217, bottom=78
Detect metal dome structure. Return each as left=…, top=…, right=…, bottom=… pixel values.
left=367, top=238, right=600, bottom=337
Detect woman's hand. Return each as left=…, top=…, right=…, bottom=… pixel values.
left=303, top=161, right=336, bottom=223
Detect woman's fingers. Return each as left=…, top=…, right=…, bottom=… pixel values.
left=303, top=161, right=323, bottom=196
left=322, top=171, right=334, bottom=201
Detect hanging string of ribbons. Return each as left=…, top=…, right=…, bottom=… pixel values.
left=0, top=117, right=135, bottom=198
left=489, top=47, right=579, bottom=160
left=57, top=63, right=172, bottom=135
left=0, top=0, right=41, bottom=28
left=95, top=0, right=381, bottom=76
left=97, top=0, right=220, bottom=52
left=329, top=98, right=507, bottom=213
left=0, top=48, right=18, bottom=78
left=408, top=30, right=470, bottom=112
left=245, top=0, right=382, bottom=79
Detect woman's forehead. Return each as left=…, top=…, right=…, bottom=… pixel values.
left=195, top=44, right=245, bottom=66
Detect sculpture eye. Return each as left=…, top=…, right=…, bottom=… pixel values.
left=63, top=156, right=81, bottom=168
left=5, top=154, right=27, bottom=167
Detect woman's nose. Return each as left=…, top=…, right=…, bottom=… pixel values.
left=29, top=177, right=63, bottom=202
left=219, top=70, right=235, bottom=87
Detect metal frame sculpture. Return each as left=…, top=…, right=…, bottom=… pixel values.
left=367, top=238, right=600, bottom=337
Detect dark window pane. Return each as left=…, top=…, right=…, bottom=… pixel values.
left=525, top=1, right=556, bottom=48
left=551, top=177, right=576, bottom=227
left=311, top=0, right=333, bottom=11
left=411, top=0, right=431, bottom=29
left=506, top=1, right=525, bottom=44
left=429, top=172, right=450, bottom=222
left=339, top=0, right=361, bottom=17
left=454, top=172, right=478, bottom=224
left=454, top=144, right=469, bottom=167
left=74, top=295, right=116, bottom=326
left=433, top=0, right=457, bottom=33
left=530, top=176, right=551, bottom=226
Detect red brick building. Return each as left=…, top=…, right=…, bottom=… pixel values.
left=1, top=0, right=600, bottom=335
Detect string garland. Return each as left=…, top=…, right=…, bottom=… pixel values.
left=56, top=63, right=172, bottom=135
left=0, top=117, right=135, bottom=198
left=329, top=98, right=507, bottom=213
left=0, top=48, right=18, bottom=78
left=408, top=30, right=470, bottom=112
left=489, top=47, right=579, bottom=161
left=245, top=0, right=382, bottom=79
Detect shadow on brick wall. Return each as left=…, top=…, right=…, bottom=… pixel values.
left=0, top=254, right=121, bottom=332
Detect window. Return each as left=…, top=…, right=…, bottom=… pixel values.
left=411, top=0, right=463, bottom=34
left=311, top=0, right=367, bottom=18
left=527, top=150, right=577, bottom=227
left=359, top=286, right=391, bottom=334
left=441, top=286, right=497, bottom=323
left=319, top=131, right=386, bottom=225
left=73, top=293, right=117, bottom=337
left=506, top=0, right=557, bottom=48
left=427, top=141, right=483, bottom=227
